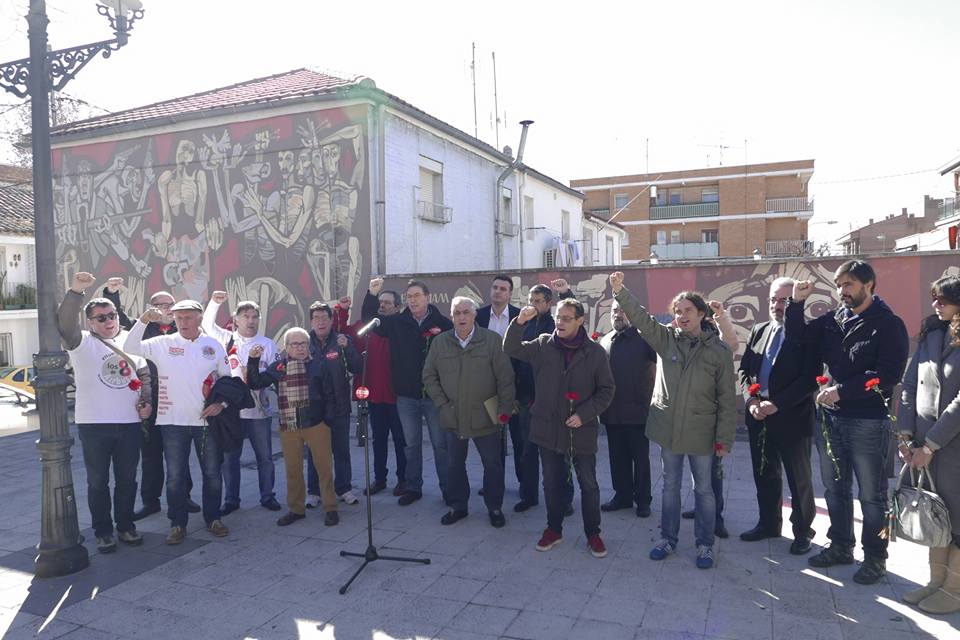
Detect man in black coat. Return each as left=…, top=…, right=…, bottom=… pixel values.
left=599, top=299, right=656, bottom=518
left=738, top=277, right=820, bottom=555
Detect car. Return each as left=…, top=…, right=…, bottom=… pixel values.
left=0, top=365, right=35, bottom=404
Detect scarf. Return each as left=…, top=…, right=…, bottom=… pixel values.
left=278, top=357, right=310, bottom=431
left=553, top=325, right=587, bottom=369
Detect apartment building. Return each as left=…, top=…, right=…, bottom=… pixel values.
left=571, top=159, right=815, bottom=262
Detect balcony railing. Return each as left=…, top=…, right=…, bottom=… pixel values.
left=650, top=242, right=719, bottom=259
left=765, top=239, right=814, bottom=256
left=649, top=202, right=719, bottom=220
left=590, top=208, right=611, bottom=218
left=0, top=280, right=37, bottom=310
left=766, top=197, right=814, bottom=213
left=416, top=199, right=453, bottom=224
left=939, top=197, right=960, bottom=220
left=496, top=219, right=520, bottom=236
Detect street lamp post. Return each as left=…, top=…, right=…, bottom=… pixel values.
left=0, top=0, right=145, bottom=578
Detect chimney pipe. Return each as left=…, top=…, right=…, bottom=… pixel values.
left=494, top=120, right=534, bottom=270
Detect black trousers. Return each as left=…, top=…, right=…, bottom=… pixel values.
left=498, top=414, right=524, bottom=484
left=446, top=430, right=505, bottom=513
left=541, top=447, right=600, bottom=537
left=140, top=422, right=192, bottom=505
left=605, top=423, right=652, bottom=508
left=747, top=420, right=815, bottom=537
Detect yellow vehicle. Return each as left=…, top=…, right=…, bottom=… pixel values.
left=0, top=365, right=35, bottom=404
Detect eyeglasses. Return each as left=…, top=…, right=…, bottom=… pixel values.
left=287, top=341, right=309, bottom=347
left=153, top=302, right=173, bottom=309
left=91, top=312, right=117, bottom=322
left=932, top=295, right=952, bottom=306
left=769, top=297, right=790, bottom=305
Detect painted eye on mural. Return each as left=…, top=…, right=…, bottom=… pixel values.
left=806, top=294, right=834, bottom=321
left=723, top=295, right=758, bottom=326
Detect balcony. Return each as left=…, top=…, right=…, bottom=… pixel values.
left=939, top=197, right=960, bottom=221
left=765, top=239, right=814, bottom=256
left=0, top=280, right=37, bottom=310
left=496, top=219, right=520, bottom=236
left=416, top=199, right=452, bottom=224
left=766, top=197, right=814, bottom=213
left=650, top=242, right=719, bottom=260
left=649, top=202, right=719, bottom=220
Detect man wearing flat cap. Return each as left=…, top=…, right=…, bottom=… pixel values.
left=125, top=299, right=233, bottom=544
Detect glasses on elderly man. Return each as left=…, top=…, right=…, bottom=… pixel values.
left=90, top=312, right=117, bottom=322
left=768, top=296, right=790, bottom=305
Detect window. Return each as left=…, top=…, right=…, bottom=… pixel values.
left=418, top=155, right=443, bottom=205
left=501, top=186, right=513, bottom=222
left=669, top=189, right=682, bottom=205
left=701, top=187, right=719, bottom=203
left=605, top=236, right=615, bottom=265
left=656, top=230, right=666, bottom=245
left=614, top=193, right=629, bottom=210
left=670, top=230, right=681, bottom=244
left=655, top=190, right=667, bottom=206
left=582, top=226, right=593, bottom=266
left=0, top=333, right=10, bottom=367
left=701, top=229, right=719, bottom=243
left=561, top=210, right=570, bottom=241
left=12, top=368, right=25, bottom=382
left=524, top=195, right=535, bottom=239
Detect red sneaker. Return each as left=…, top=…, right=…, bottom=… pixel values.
left=536, top=528, right=562, bottom=551
left=587, top=533, right=607, bottom=558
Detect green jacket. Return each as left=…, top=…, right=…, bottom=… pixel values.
left=615, top=287, right=736, bottom=455
left=422, top=326, right=516, bottom=439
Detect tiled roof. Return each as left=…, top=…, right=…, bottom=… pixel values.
left=52, top=68, right=365, bottom=136
left=0, top=185, right=34, bottom=234
left=0, top=164, right=31, bottom=187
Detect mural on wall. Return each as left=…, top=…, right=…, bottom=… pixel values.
left=53, top=106, right=370, bottom=342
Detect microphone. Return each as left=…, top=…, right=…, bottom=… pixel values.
left=356, top=317, right=380, bottom=337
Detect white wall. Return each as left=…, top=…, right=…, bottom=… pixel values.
left=0, top=311, right=39, bottom=366
left=516, top=172, right=586, bottom=269
left=0, top=237, right=36, bottom=290
left=383, top=113, right=519, bottom=274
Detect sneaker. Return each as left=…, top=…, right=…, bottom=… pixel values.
left=853, top=556, right=886, bottom=585
left=117, top=530, right=143, bottom=546
left=305, top=494, right=321, bottom=509
left=364, top=481, right=387, bottom=496
left=277, top=511, right=306, bottom=526
left=696, top=545, right=715, bottom=569
left=207, top=520, right=229, bottom=537
left=324, top=511, right=339, bottom=526
left=587, top=534, right=607, bottom=558
left=338, top=490, right=360, bottom=505
left=165, top=526, right=186, bottom=545
left=536, top=528, right=563, bottom=551
left=808, top=544, right=854, bottom=568
left=649, top=539, right=676, bottom=561
left=96, top=534, right=117, bottom=554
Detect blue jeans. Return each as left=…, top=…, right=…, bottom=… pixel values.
left=160, top=425, right=223, bottom=527
left=396, top=395, right=448, bottom=496
left=222, top=417, right=275, bottom=506
left=816, top=411, right=890, bottom=559
left=78, top=423, right=143, bottom=537
left=661, top=448, right=715, bottom=548
left=307, top=414, right=352, bottom=496
left=369, top=402, right=406, bottom=485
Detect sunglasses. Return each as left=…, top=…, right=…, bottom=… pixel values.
left=91, top=312, right=117, bottom=322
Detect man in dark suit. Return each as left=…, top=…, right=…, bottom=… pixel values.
left=737, top=276, right=819, bottom=555
left=476, top=275, right=522, bottom=487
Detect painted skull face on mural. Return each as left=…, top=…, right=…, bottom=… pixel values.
left=321, top=143, right=341, bottom=179
left=175, top=140, right=196, bottom=167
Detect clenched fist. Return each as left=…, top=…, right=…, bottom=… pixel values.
left=248, top=344, right=264, bottom=359
left=369, top=277, right=384, bottom=296
left=71, top=272, right=96, bottom=294
left=140, top=308, right=162, bottom=324
left=105, top=277, right=124, bottom=294
left=550, top=278, right=570, bottom=295
left=338, top=296, right=352, bottom=310
left=211, top=291, right=228, bottom=305
left=516, top=305, right=537, bottom=325
left=336, top=334, right=349, bottom=348
left=792, top=280, right=812, bottom=302
left=708, top=300, right=725, bottom=318
left=609, top=271, right=625, bottom=294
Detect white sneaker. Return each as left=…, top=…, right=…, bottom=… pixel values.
left=305, top=494, right=321, bottom=509
left=338, top=490, right=359, bottom=505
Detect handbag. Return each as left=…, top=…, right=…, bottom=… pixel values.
left=890, top=463, right=953, bottom=548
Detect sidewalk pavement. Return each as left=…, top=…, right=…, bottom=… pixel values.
left=0, top=421, right=958, bottom=640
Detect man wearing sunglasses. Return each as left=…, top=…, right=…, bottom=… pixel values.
left=57, top=272, right=153, bottom=554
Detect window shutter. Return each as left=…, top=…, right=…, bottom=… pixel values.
left=419, top=168, right=434, bottom=204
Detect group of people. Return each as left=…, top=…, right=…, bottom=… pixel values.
left=56, top=259, right=960, bottom=615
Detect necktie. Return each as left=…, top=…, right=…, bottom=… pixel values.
left=758, top=325, right=783, bottom=395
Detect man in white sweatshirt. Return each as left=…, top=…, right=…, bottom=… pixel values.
left=124, top=299, right=231, bottom=544
left=202, top=291, right=281, bottom=514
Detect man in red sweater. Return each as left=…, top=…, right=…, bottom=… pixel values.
left=335, top=291, right=406, bottom=496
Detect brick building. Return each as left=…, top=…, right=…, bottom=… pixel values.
left=571, top=159, right=814, bottom=262
left=838, top=198, right=939, bottom=254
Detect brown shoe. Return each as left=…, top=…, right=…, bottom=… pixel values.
left=277, top=512, right=306, bottom=526
left=392, top=484, right=404, bottom=497
left=324, top=511, right=339, bottom=526
left=165, top=526, right=186, bottom=545
left=207, top=519, right=229, bottom=537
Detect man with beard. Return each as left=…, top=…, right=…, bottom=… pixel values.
left=738, top=277, right=819, bottom=555
left=788, top=260, right=908, bottom=584
left=598, top=299, right=657, bottom=518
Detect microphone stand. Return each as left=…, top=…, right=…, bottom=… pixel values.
left=339, top=340, right=430, bottom=594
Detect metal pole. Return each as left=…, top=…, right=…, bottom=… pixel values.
left=28, top=0, right=88, bottom=578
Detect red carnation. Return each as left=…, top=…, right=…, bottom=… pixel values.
left=714, top=443, right=724, bottom=453
left=158, top=324, right=172, bottom=333
left=334, top=304, right=342, bottom=311
left=499, top=414, right=510, bottom=424
left=228, top=345, right=238, bottom=356
left=429, top=327, right=442, bottom=335
left=748, top=383, right=762, bottom=397
left=591, top=331, right=600, bottom=341
left=127, top=379, right=142, bottom=391
left=816, top=375, right=830, bottom=386
left=865, top=377, right=881, bottom=391
left=565, top=391, right=580, bottom=401
left=276, top=362, right=286, bottom=372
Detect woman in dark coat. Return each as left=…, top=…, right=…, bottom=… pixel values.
left=898, top=275, right=960, bottom=614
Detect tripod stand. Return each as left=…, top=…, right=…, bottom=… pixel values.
left=339, top=347, right=430, bottom=594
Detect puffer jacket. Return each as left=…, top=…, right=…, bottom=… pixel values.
left=422, top=327, right=515, bottom=439
left=614, top=287, right=736, bottom=455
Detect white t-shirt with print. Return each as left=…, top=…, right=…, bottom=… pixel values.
left=124, top=322, right=231, bottom=427
left=68, top=330, right=147, bottom=425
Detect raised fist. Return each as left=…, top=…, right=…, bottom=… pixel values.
left=140, top=308, right=163, bottom=324
left=369, top=277, right=384, bottom=296
left=608, top=272, right=625, bottom=293
left=248, top=344, right=264, bottom=359
left=211, top=291, right=228, bottom=305
left=549, top=278, right=570, bottom=294
left=708, top=300, right=725, bottom=318
left=71, top=272, right=95, bottom=294
left=792, top=280, right=812, bottom=302
left=517, top=305, right=538, bottom=325
left=336, top=334, right=349, bottom=348
left=338, top=296, right=352, bottom=310
left=105, top=277, right=124, bottom=294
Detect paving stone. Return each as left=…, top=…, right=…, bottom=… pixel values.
left=445, top=603, right=520, bottom=636
left=503, top=610, right=577, bottom=639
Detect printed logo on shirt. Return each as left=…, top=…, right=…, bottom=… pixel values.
left=325, top=351, right=338, bottom=361
left=98, top=354, right=133, bottom=389
left=228, top=354, right=240, bottom=370
left=168, top=347, right=185, bottom=356
left=201, top=346, right=216, bottom=360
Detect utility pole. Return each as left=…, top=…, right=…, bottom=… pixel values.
left=471, top=42, right=478, bottom=138
left=492, top=51, right=500, bottom=150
